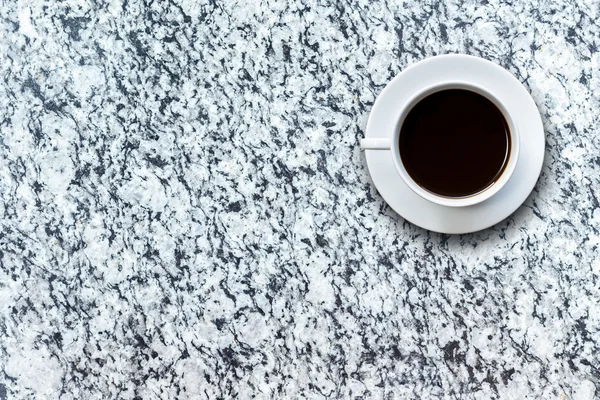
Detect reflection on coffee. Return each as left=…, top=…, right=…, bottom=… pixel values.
left=399, top=89, right=511, bottom=198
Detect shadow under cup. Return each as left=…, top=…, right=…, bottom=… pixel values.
left=392, top=82, right=520, bottom=208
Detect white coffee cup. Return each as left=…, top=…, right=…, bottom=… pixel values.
left=361, top=81, right=520, bottom=208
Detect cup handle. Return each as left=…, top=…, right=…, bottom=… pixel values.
left=360, top=138, right=391, bottom=150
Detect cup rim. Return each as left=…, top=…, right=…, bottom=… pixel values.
left=390, top=81, right=521, bottom=208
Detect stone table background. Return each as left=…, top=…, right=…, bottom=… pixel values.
left=1, top=0, right=599, bottom=399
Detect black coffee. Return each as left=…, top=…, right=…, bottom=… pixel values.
left=399, top=89, right=510, bottom=198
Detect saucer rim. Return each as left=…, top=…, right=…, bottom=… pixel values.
left=364, top=54, right=545, bottom=234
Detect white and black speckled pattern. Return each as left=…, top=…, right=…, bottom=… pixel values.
left=0, top=0, right=599, bottom=399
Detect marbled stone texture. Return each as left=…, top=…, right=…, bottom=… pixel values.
left=0, top=0, right=599, bottom=398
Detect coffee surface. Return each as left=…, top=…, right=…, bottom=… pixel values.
left=399, top=89, right=510, bottom=197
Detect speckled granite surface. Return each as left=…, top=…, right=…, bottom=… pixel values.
left=1, top=0, right=599, bottom=399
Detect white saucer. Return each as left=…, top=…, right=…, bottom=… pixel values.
left=364, top=54, right=545, bottom=234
